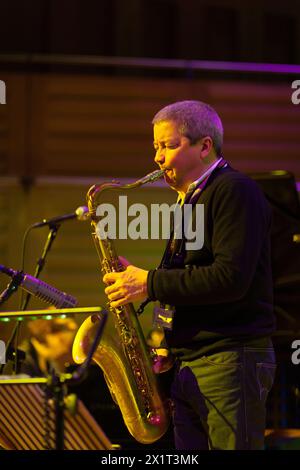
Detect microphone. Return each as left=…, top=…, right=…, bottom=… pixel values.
left=32, top=206, right=90, bottom=228
left=0, top=265, right=78, bottom=308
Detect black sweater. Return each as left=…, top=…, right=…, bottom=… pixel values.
left=147, top=166, right=276, bottom=359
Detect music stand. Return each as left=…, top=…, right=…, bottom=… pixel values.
left=0, top=307, right=112, bottom=450
left=0, top=376, right=113, bottom=450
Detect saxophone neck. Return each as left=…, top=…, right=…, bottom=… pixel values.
left=125, top=169, right=165, bottom=188
left=87, top=169, right=165, bottom=213
left=87, top=181, right=121, bottom=214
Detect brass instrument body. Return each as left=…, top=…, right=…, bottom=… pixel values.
left=72, top=170, right=170, bottom=444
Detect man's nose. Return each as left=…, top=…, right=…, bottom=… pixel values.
left=154, top=148, right=165, bottom=165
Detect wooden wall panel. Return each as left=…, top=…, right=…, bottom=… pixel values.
left=1, top=72, right=300, bottom=179
left=29, top=75, right=190, bottom=177
left=0, top=104, right=8, bottom=173
left=0, top=179, right=30, bottom=341
left=29, top=74, right=300, bottom=181
left=0, top=74, right=28, bottom=176
left=189, top=79, right=300, bottom=175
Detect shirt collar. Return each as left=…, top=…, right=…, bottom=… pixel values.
left=177, top=157, right=226, bottom=205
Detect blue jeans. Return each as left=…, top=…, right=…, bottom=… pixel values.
left=171, top=345, right=276, bottom=450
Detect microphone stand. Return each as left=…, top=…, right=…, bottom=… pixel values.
left=1, top=223, right=61, bottom=375
left=49, top=310, right=108, bottom=450
left=21, top=224, right=60, bottom=311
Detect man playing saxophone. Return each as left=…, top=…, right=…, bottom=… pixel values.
left=103, top=100, right=276, bottom=450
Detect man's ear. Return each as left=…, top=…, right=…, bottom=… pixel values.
left=200, top=136, right=214, bottom=157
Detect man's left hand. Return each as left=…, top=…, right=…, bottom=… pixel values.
left=103, top=256, right=149, bottom=308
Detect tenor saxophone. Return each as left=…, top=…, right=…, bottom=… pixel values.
left=72, top=169, right=170, bottom=444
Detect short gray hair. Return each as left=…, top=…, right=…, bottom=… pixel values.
left=152, top=100, right=223, bottom=153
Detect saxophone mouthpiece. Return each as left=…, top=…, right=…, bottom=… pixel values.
left=138, top=169, right=165, bottom=185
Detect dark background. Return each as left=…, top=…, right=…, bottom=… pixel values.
left=0, top=0, right=299, bottom=64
